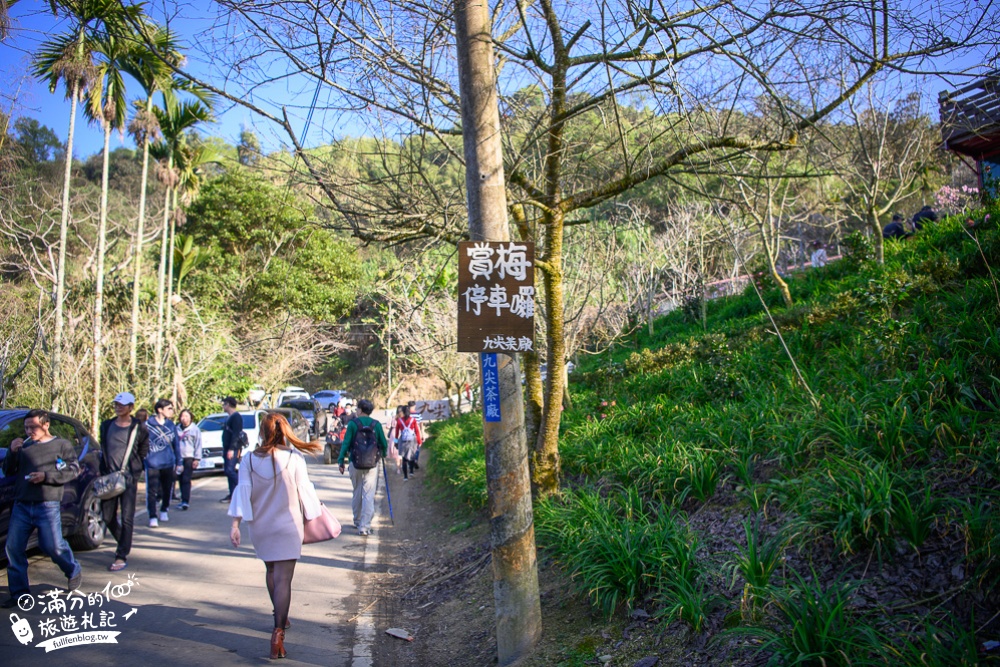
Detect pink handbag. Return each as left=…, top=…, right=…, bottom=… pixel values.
left=303, top=503, right=342, bottom=544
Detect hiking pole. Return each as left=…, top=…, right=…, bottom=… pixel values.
left=381, top=458, right=394, bottom=524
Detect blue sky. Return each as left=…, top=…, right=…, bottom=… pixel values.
left=1, top=1, right=997, bottom=161
left=0, top=1, right=330, bottom=158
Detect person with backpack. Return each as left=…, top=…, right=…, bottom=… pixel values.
left=389, top=404, right=423, bottom=481
left=337, top=399, right=387, bottom=536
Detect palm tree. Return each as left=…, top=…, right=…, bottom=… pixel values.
left=150, top=94, right=212, bottom=392
left=165, top=138, right=220, bottom=402
left=83, top=30, right=134, bottom=434
left=1, top=1, right=16, bottom=41
left=31, top=0, right=141, bottom=411
left=122, top=24, right=177, bottom=380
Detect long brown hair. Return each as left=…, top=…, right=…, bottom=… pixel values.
left=255, top=412, right=323, bottom=457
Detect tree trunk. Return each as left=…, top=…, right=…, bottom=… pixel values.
left=51, top=78, right=80, bottom=411
left=166, top=188, right=179, bottom=401
left=91, top=124, right=112, bottom=435
left=533, top=216, right=566, bottom=496
left=870, top=212, right=885, bottom=264
left=154, top=155, right=173, bottom=393
left=455, top=1, right=542, bottom=663
left=762, top=242, right=793, bottom=308
left=129, top=98, right=153, bottom=379
left=522, top=347, right=544, bottom=451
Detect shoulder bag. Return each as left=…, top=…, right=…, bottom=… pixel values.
left=92, top=423, right=138, bottom=500
left=294, top=453, right=341, bottom=543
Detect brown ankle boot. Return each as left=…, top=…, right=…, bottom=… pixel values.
left=270, top=628, right=286, bottom=659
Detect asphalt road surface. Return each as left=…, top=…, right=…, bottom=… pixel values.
left=1, top=459, right=389, bottom=666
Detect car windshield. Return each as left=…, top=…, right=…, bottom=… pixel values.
left=281, top=401, right=314, bottom=411
left=313, top=391, right=337, bottom=397
left=199, top=414, right=256, bottom=431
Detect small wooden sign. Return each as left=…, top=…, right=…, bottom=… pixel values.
left=457, top=241, right=535, bottom=353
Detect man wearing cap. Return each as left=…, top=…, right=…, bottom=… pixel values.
left=100, top=392, right=149, bottom=572
left=2, top=409, right=83, bottom=608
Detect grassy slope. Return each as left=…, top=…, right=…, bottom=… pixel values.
left=429, top=208, right=1000, bottom=665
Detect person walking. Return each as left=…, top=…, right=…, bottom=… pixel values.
left=337, top=399, right=387, bottom=536
left=406, top=400, right=425, bottom=468
left=145, top=399, right=181, bottom=527
left=177, top=409, right=203, bottom=510
left=228, top=412, right=324, bottom=660
left=100, top=392, right=149, bottom=572
left=809, top=241, right=828, bottom=268
left=221, top=396, right=244, bottom=503
left=2, top=409, right=83, bottom=607
left=389, top=404, right=422, bottom=481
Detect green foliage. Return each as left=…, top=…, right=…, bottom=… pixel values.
left=535, top=488, right=701, bottom=618
left=183, top=168, right=360, bottom=322
left=725, top=519, right=784, bottom=620
left=729, top=573, right=881, bottom=666
left=841, top=230, right=876, bottom=267
left=426, top=414, right=488, bottom=510
left=173, top=233, right=204, bottom=294
left=13, top=117, right=63, bottom=163
left=777, top=456, right=897, bottom=556
left=429, top=206, right=1000, bottom=657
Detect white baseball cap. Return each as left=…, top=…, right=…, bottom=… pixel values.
left=113, top=391, right=136, bottom=405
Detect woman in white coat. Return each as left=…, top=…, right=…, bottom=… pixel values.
left=228, top=412, right=323, bottom=659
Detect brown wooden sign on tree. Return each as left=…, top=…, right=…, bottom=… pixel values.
left=457, top=241, right=535, bottom=353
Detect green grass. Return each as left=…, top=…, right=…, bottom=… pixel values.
left=428, top=205, right=1000, bottom=662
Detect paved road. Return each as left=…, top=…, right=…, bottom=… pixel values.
left=1, top=460, right=386, bottom=665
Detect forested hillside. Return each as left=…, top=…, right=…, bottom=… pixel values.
left=431, top=207, right=1000, bottom=664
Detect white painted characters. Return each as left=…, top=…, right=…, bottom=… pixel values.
left=465, top=242, right=531, bottom=282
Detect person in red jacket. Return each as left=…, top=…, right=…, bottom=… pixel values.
left=388, top=405, right=422, bottom=480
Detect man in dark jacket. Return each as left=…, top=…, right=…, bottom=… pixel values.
left=882, top=214, right=909, bottom=240
left=911, top=205, right=938, bottom=231
left=2, top=409, right=83, bottom=607
left=100, top=391, right=149, bottom=572
left=220, top=397, right=244, bottom=503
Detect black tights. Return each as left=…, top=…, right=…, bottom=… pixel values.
left=265, top=560, right=297, bottom=629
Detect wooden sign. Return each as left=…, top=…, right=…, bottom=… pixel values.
left=457, top=241, right=535, bottom=353
left=411, top=399, right=452, bottom=421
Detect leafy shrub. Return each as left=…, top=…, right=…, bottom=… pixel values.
left=725, top=519, right=784, bottom=621
left=536, top=488, right=699, bottom=617
left=841, top=230, right=876, bottom=267
left=912, top=252, right=961, bottom=286
left=779, top=457, right=897, bottom=555
left=729, top=573, right=880, bottom=666
left=882, top=619, right=985, bottom=666
left=426, top=413, right=488, bottom=510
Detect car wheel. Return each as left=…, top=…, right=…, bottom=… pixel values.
left=69, top=489, right=106, bottom=551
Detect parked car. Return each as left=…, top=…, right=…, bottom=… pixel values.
left=279, top=398, right=328, bottom=438
left=274, top=386, right=310, bottom=409
left=247, top=385, right=268, bottom=407
left=0, top=409, right=106, bottom=561
left=197, top=410, right=266, bottom=474
left=266, top=408, right=311, bottom=443
left=311, top=390, right=342, bottom=411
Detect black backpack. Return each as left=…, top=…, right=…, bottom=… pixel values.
left=350, top=419, right=380, bottom=469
